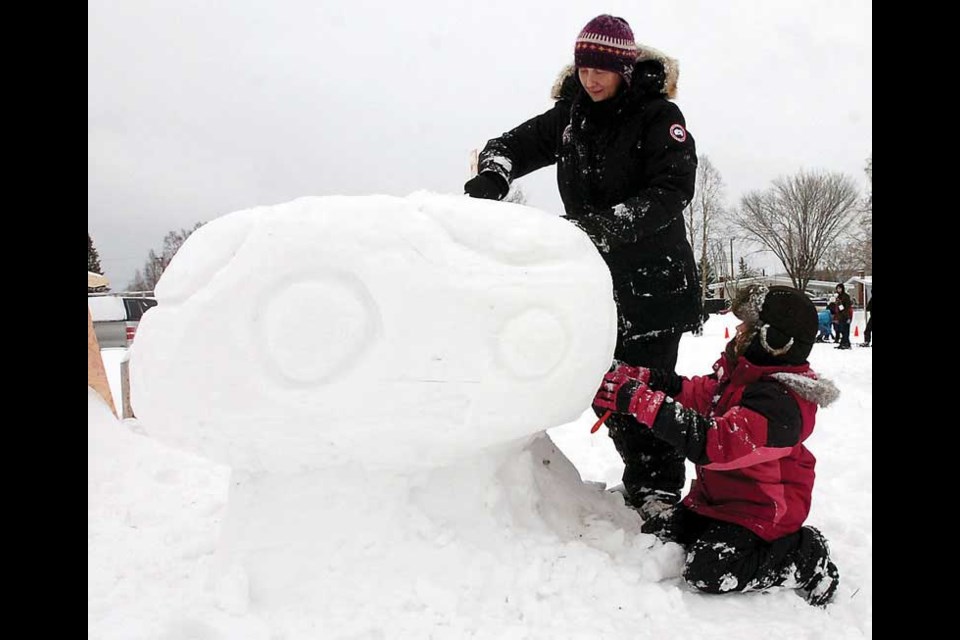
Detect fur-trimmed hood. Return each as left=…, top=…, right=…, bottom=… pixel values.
left=716, top=352, right=841, bottom=409
left=769, top=371, right=841, bottom=408
left=550, top=43, right=680, bottom=101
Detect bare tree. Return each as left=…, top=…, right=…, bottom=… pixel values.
left=684, top=155, right=726, bottom=301
left=708, top=238, right=729, bottom=282
left=128, top=250, right=164, bottom=292
left=128, top=222, right=205, bottom=291
left=813, top=237, right=861, bottom=281
left=737, top=257, right=759, bottom=279
left=798, top=156, right=872, bottom=284
left=732, top=170, right=860, bottom=292
left=852, top=154, right=872, bottom=273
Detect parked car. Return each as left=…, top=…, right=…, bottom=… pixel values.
left=703, top=298, right=730, bottom=315
left=88, top=294, right=158, bottom=349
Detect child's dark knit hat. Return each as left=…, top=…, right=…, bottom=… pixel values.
left=732, top=285, right=818, bottom=365
left=574, top=14, right=638, bottom=86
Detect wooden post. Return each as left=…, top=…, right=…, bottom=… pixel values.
left=121, top=357, right=135, bottom=419
left=88, top=306, right=118, bottom=418
left=469, top=148, right=478, bottom=178
left=88, top=271, right=118, bottom=417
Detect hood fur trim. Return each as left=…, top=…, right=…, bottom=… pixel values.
left=637, top=44, right=679, bottom=98
left=769, top=372, right=841, bottom=408
left=550, top=42, right=679, bottom=100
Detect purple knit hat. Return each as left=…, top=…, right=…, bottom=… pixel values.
left=574, top=14, right=637, bottom=85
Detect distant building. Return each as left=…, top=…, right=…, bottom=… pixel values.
left=708, top=272, right=872, bottom=308
left=846, top=274, right=872, bottom=307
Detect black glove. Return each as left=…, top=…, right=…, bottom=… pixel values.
left=647, top=368, right=684, bottom=396
left=464, top=172, right=507, bottom=200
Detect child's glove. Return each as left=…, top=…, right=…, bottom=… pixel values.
left=609, top=360, right=651, bottom=385
left=592, top=369, right=643, bottom=414
left=593, top=361, right=652, bottom=408
left=590, top=362, right=650, bottom=419
left=592, top=369, right=667, bottom=428
left=609, top=361, right=683, bottom=396
left=625, top=387, right=667, bottom=428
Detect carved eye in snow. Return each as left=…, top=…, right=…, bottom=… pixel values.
left=495, top=308, right=568, bottom=379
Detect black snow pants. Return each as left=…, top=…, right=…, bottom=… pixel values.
left=660, top=506, right=836, bottom=601
left=605, top=330, right=686, bottom=510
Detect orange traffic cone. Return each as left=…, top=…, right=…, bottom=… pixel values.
left=854, top=325, right=859, bottom=337
left=724, top=326, right=730, bottom=339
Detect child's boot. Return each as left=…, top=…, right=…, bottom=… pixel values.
left=794, top=526, right=840, bottom=607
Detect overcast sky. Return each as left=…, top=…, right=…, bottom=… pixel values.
left=88, top=0, right=872, bottom=291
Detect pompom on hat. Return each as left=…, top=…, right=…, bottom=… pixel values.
left=574, top=14, right=638, bottom=86
left=731, top=285, right=818, bottom=365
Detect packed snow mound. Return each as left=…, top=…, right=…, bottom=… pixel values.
left=130, top=192, right=617, bottom=472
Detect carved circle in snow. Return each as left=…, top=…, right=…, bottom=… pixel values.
left=496, top=308, right=567, bottom=379
left=259, top=275, right=378, bottom=385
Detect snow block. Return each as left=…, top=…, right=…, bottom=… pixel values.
left=130, top=192, right=617, bottom=473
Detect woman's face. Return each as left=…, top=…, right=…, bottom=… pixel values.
left=578, top=67, right=622, bottom=102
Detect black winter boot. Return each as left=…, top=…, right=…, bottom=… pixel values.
left=794, top=527, right=840, bottom=607
left=636, top=491, right=682, bottom=541
left=607, top=414, right=684, bottom=514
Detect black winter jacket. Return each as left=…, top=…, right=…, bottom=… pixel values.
left=476, top=45, right=703, bottom=344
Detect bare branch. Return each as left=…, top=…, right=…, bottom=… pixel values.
left=732, top=169, right=860, bottom=291
left=683, top=155, right=728, bottom=302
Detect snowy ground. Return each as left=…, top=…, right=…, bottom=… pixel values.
left=91, top=308, right=871, bottom=639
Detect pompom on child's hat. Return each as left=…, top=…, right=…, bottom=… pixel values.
left=574, top=14, right=638, bottom=86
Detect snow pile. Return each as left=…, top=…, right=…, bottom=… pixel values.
left=120, top=192, right=665, bottom=636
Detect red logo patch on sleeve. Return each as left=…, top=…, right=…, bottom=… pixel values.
left=669, top=123, right=687, bottom=142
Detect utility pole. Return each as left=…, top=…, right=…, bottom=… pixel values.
left=729, top=238, right=735, bottom=281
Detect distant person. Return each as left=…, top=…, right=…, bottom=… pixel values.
left=816, top=305, right=833, bottom=343
left=465, top=14, right=702, bottom=520
left=833, top=283, right=853, bottom=349
left=861, top=294, right=872, bottom=347
left=592, top=285, right=841, bottom=607
left=827, top=301, right=840, bottom=343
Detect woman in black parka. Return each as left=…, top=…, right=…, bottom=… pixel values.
left=464, top=14, right=702, bottom=518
